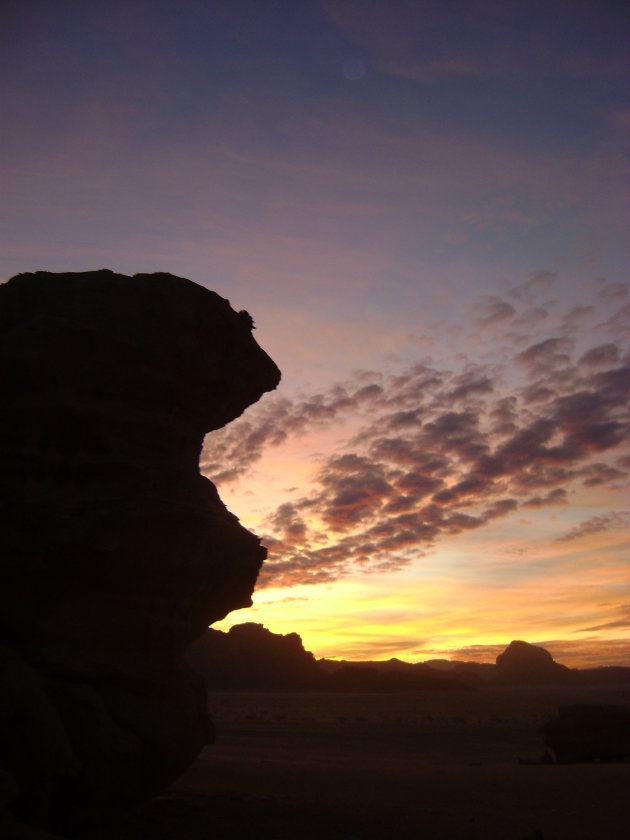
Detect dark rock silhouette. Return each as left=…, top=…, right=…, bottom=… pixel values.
left=427, top=648, right=630, bottom=687
left=188, top=626, right=472, bottom=692
left=0, top=270, right=280, bottom=835
left=495, top=640, right=570, bottom=683
left=189, top=629, right=630, bottom=693
left=541, top=703, right=630, bottom=762
left=424, top=658, right=497, bottom=684
left=577, top=665, right=630, bottom=685
left=187, top=623, right=321, bottom=689
left=322, top=661, right=470, bottom=692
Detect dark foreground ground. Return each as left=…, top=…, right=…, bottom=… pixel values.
left=89, top=686, right=629, bottom=839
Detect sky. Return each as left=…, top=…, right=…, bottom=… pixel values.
left=2, top=0, right=629, bottom=667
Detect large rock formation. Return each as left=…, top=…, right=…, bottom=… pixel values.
left=0, top=270, right=280, bottom=835
left=495, top=640, right=570, bottom=684
left=187, top=623, right=321, bottom=689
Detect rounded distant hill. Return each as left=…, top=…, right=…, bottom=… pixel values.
left=496, top=640, right=569, bottom=683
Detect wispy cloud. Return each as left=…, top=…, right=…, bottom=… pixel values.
left=579, top=343, right=620, bottom=368
left=473, top=296, right=516, bottom=326
left=556, top=511, right=630, bottom=542
left=576, top=604, right=630, bottom=633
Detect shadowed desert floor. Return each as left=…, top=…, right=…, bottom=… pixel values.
left=90, top=686, right=630, bottom=839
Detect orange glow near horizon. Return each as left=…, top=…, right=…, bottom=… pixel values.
left=210, top=385, right=630, bottom=670
left=214, top=525, right=630, bottom=669
left=208, top=374, right=630, bottom=671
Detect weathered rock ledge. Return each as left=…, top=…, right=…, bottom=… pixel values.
left=0, top=270, right=280, bottom=836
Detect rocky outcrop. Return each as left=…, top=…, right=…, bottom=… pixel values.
left=187, top=625, right=472, bottom=692
left=496, top=640, right=569, bottom=684
left=187, top=624, right=321, bottom=689
left=0, top=270, right=280, bottom=835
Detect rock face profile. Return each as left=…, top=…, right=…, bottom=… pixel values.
left=0, top=270, right=280, bottom=835
left=495, top=640, right=569, bottom=683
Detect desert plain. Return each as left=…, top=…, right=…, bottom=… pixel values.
left=91, top=684, right=630, bottom=840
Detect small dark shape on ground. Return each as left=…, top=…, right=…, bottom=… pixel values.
left=541, top=703, right=630, bottom=762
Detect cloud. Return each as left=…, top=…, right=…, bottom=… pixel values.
left=512, top=306, right=549, bottom=328
left=473, top=296, right=515, bottom=326
left=556, top=511, right=630, bottom=542
left=579, top=343, right=620, bottom=368
left=202, top=288, right=630, bottom=590
left=510, top=269, right=557, bottom=305
left=201, top=377, right=384, bottom=483
left=580, top=462, right=627, bottom=487
left=596, top=303, right=630, bottom=339
left=256, top=350, right=628, bottom=584
left=323, top=637, right=425, bottom=659
left=598, top=282, right=628, bottom=304
left=318, top=456, right=393, bottom=530
left=443, top=371, right=494, bottom=402
left=561, top=305, right=595, bottom=330
left=522, top=488, right=567, bottom=508
left=515, top=337, right=573, bottom=375
left=576, top=604, right=630, bottom=633
left=268, top=502, right=308, bottom=542
left=447, top=643, right=506, bottom=663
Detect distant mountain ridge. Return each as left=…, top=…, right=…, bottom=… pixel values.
left=187, top=625, right=630, bottom=691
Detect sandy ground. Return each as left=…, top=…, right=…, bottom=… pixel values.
left=89, top=686, right=630, bottom=839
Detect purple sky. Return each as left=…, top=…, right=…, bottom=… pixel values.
left=2, top=1, right=629, bottom=665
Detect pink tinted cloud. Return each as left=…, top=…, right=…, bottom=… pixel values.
left=204, top=283, right=630, bottom=589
